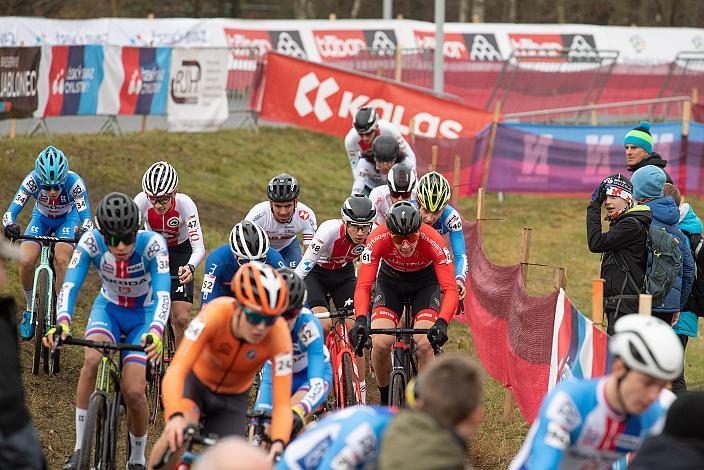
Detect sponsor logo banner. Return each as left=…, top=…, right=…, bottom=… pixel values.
left=43, top=45, right=104, bottom=116
left=413, top=31, right=502, bottom=61
left=0, top=47, right=40, bottom=118
left=118, top=47, right=171, bottom=115
left=224, top=28, right=306, bottom=59
left=313, top=29, right=397, bottom=60
left=508, top=33, right=597, bottom=61
left=260, top=52, right=493, bottom=140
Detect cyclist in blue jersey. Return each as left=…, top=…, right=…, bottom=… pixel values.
left=254, top=268, right=332, bottom=438
left=510, top=314, right=684, bottom=470
left=414, top=171, right=468, bottom=300
left=43, top=193, right=170, bottom=470
left=3, top=146, right=92, bottom=339
left=200, top=220, right=285, bottom=307
left=276, top=405, right=397, bottom=470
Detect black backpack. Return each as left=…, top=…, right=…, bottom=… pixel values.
left=683, top=230, right=704, bottom=317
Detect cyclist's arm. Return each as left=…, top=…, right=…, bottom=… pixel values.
left=183, top=196, right=206, bottom=268
left=199, top=252, right=227, bottom=307
left=445, top=211, right=468, bottom=282
left=295, top=226, right=333, bottom=278
left=266, top=247, right=286, bottom=269
left=146, top=233, right=172, bottom=336
left=428, top=234, right=459, bottom=322
left=353, top=232, right=383, bottom=318
left=67, top=174, right=93, bottom=229
left=344, top=128, right=362, bottom=172
left=56, top=239, right=94, bottom=325
left=162, top=308, right=213, bottom=419
left=298, top=318, right=328, bottom=414
left=351, top=160, right=372, bottom=196
left=3, top=174, right=38, bottom=227
left=270, top=323, right=294, bottom=444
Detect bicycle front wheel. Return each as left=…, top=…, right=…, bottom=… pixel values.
left=341, top=352, right=359, bottom=408
left=389, top=372, right=406, bottom=408
left=32, top=270, right=50, bottom=375
left=79, top=393, right=108, bottom=470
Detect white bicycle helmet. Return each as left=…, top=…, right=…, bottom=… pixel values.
left=609, top=314, right=683, bottom=381
left=142, top=161, right=179, bottom=197
left=230, top=220, right=270, bottom=260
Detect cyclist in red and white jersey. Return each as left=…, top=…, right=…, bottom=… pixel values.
left=294, top=194, right=376, bottom=402
left=345, top=108, right=416, bottom=194
left=246, top=173, right=317, bottom=269
left=369, top=163, right=417, bottom=228
left=134, top=161, right=205, bottom=344
left=352, top=134, right=417, bottom=197
left=350, top=201, right=458, bottom=406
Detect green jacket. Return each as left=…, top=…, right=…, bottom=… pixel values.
left=377, top=410, right=470, bottom=470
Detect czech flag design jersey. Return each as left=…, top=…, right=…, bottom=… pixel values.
left=57, top=229, right=171, bottom=336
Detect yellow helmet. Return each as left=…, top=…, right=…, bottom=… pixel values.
left=416, top=171, right=451, bottom=212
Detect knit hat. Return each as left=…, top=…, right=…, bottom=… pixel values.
left=602, top=173, right=634, bottom=207
left=624, top=121, right=653, bottom=154
left=632, top=165, right=666, bottom=201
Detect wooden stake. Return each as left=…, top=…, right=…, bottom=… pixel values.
left=693, top=87, right=699, bottom=105
left=9, top=118, right=16, bottom=139
left=553, top=268, right=566, bottom=291
left=376, top=67, right=383, bottom=78
left=394, top=46, right=402, bottom=82
left=590, top=106, right=598, bottom=126
left=430, top=145, right=438, bottom=171
left=409, top=118, right=416, bottom=148
left=140, top=114, right=148, bottom=134
left=476, top=187, right=485, bottom=244
left=639, top=294, right=652, bottom=316
left=328, top=13, right=337, bottom=20
left=592, top=279, right=604, bottom=326
left=452, top=154, right=461, bottom=207
left=481, top=101, right=502, bottom=190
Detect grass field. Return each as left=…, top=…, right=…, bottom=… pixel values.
left=1, top=128, right=702, bottom=469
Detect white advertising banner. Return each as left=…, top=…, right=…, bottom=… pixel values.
left=166, top=47, right=228, bottom=132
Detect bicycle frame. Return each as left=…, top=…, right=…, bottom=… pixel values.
left=30, top=244, right=54, bottom=327
left=317, top=310, right=362, bottom=408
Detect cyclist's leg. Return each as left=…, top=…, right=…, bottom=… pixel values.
left=279, top=241, right=303, bottom=269
left=74, top=295, right=120, bottom=452
left=370, top=275, right=402, bottom=404
left=169, top=245, right=194, bottom=344
left=411, top=273, right=443, bottom=371
left=53, top=211, right=79, bottom=287
left=19, top=213, right=45, bottom=309
left=305, top=267, right=332, bottom=336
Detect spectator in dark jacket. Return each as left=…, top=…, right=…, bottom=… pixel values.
left=632, top=165, right=695, bottom=326
left=624, top=121, right=673, bottom=183
left=587, top=173, right=652, bottom=335
left=0, top=238, right=46, bottom=469
left=630, top=391, right=704, bottom=469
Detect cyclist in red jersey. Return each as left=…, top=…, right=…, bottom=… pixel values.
left=350, top=201, right=458, bottom=405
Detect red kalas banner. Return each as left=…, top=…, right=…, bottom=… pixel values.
left=259, top=52, right=494, bottom=141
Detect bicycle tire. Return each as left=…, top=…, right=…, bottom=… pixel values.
left=32, top=270, right=50, bottom=375
left=341, top=352, right=359, bottom=408
left=79, top=393, right=107, bottom=470
left=389, top=372, right=405, bottom=408
left=148, top=360, right=164, bottom=424
left=48, top=300, right=61, bottom=374
left=164, top=321, right=176, bottom=362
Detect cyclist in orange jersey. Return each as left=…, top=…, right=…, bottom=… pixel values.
left=148, top=262, right=293, bottom=468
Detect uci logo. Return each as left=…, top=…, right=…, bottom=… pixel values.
left=167, top=217, right=180, bottom=227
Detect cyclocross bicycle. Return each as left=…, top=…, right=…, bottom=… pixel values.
left=147, top=314, right=176, bottom=425
left=18, top=233, right=77, bottom=375
left=55, top=335, right=151, bottom=470
left=154, top=424, right=217, bottom=470
left=314, top=308, right=362, bottom=409
left=246, top=408, right=272, bottom=450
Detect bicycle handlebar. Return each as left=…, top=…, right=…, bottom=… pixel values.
left=368, top=328, right=431, bottom=335
left=153, top=424, right=217, bottom=469
left=15, top=234, right=79, bottom=244
left=60, top=336, right=148, bottom=353
left=313, top=308, right=354, bottom=320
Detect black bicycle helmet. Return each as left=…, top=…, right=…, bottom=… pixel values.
left=341, top=194, right=376, bottom=224
left=386, top=201, right=422, bottom=236
left=267, top=173, right=300, bottom=202
left=278, top=268, right=307, bottom=318
left=372, top=134, right=400, bottom=163
left=387, top=163, right=417, bottom=193
left=353, top=107, right=379, bottom=134
left=94, top=192, right=142, bottom=238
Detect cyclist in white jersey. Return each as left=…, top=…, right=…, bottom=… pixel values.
left=295, top=195, right=376, bottom=403
left=344, top=107, right=416, bottom=174
left=369, top=163, right=417, bottom=228
left=352, top=134, right=417, bottom=197
left=510, top=315, right=683, bottom=470
left=134, top=161, right=205, bottom=344
left=246, top=173, right=317, bottom=269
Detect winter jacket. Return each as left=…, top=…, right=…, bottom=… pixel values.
left=643, top=196, right=695, bottom=314
left=675, top=203, right=701, bottom=338
left=587, top=202, right=652, bottom=317
left=629, top=434, right=704, bottom=469
left=627, top=152, right=674, bottom=183
left=378, top=409, right=470, bottom=470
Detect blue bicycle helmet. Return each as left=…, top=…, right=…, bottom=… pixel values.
left=35, top=146, right=69, bottom=186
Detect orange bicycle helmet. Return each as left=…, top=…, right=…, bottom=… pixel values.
left=231, top=261, right=289, bottom=315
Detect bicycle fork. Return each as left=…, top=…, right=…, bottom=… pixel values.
left=30, top=247, right=54, bottom=329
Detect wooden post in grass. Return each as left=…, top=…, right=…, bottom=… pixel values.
left=394, top=46, right=403, bottom=81
left=409, top=118, right=416, bottom=148
left=476, top=187, right=485, bottom=243
left=140, top=114, right=148, bottom=133
left=9, top=119, right=16, bottom=139
left=553, top=268, right=566, bottom=291
left=639, top=294, right=652, bottom=316
left=481, top=101, right=502, bottom=190
left=452, top=154, right=461, bottom=207
left=592, top=279, right=605, bottom=326
left=430, top=145, right=438, bottom=171
left=504, top=227, right=532, bottom=423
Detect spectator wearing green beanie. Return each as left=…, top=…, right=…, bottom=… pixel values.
left=624, top=121, right=673, bottom=183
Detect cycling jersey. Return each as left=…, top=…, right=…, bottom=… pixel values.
left=411, top=202, right=468, bottom=282
left=277, top=405, right=397, bottom=470
left=255, top=310, right=333, bottom=416
left=369, top=185, right=417, bottom=227
left=134, top=192, right=206, bottom=269
left=57, top=229, right=171, bottom=336
left=352, top=155, right=417, bottom=196
left=3, top=170, right=92, bottom=235
left=200, top=243, right=286, bottom=307
left=245, top=201, right=317, bottom=251
left=162, top=297, right=293, bottom=443
left=510, top=378, right=675, bottom=470
left=295, top=219, right=366, bottom=278
left=354, top=224, right=459, bottom=322
left=344, top=120, right=416, bottom=172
